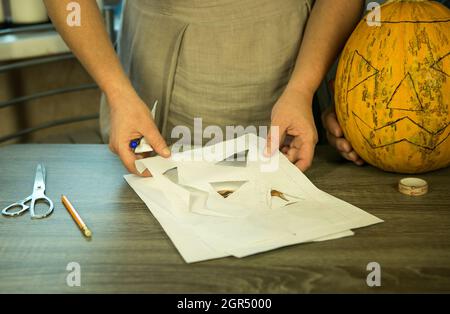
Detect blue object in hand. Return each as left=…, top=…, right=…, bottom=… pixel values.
left=129, top=138, right=141, bottom=150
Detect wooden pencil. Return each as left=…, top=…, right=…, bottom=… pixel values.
left=61, top=195, right=92, bottom=238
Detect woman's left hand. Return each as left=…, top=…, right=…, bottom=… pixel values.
left=266, top=87, right=318, bottom=172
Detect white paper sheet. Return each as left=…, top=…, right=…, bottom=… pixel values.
left=124, top=133, right=383, bottom=263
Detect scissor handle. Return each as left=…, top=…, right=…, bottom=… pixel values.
left=1, top=196, right=31, bottom=217
left=29, top=195, right=54, bottom=219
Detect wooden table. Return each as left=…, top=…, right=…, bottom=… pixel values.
left=0, top=144, right=449, bottom=293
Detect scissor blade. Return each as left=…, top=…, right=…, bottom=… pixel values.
left=33, top=164, right=46, bottom=193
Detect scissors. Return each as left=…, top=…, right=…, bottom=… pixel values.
left=2, top=164, right=54, bottom=219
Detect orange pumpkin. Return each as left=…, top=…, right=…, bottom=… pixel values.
left=335, top=0, right=450, bottom=173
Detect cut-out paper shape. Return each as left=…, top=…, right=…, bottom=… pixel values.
left=126, top=133, right=383, bottom=263
left=163, top=167, right=179, bottom=184
left=210, top=181, right=249, bottom=198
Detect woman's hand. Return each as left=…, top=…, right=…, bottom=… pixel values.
left=322, top=106, right=364, bottom=166
left=44, top=0, right=170, bottom=177
left=107, top=89, right=170, bottom=176
left=266, top=87, right=318, bottom=172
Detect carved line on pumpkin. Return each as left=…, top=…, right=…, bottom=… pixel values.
left=344, top=51, right=355, bottom=117
left=368, top=19, right=450, bottom=24
left=352, top=111, right=450, bottom=151
left=385, top=72, right=424, bottom=112
left=345, top=50, right=380, bottom=117
left=347, top=51, right=380, bottom=92
left=430, top=51, right=450, bottom=77
left=347, top=72, right=380, bottom=94
left=353, top=112, right=450, bottom=135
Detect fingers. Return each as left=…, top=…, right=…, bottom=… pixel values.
left=141, top=122, right=171, bottom=158
left=295, top=143, right=315, bottom=172
left=117, top=144, right=139, bottom=175
left=107, top=95, right=169, bottom=175
left=341, top=151, right=365, bottom=166
left=108, top=139, right=151, bottom=177
left=108, top=142, right=117, bottom=154
left=323, top=110, right=343, bottom=138
left=265, top=123, right=287, bottom=156
left=284, top=148, right=297, bottom=163
left=283, top=136, right=316, bottom=172
left=111, top=122, right=168, bottom=176
left=325, top=131, right=364, bottom=166
left=327, top=132, right=352, bottom=153
left=119, top=147, right=153, bottom=177
left=342, top=150, right=358, bottom=162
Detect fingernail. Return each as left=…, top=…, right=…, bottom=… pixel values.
left=344, top=143, right=352, bottom=153
left=162, top=147, right=171, bottom=156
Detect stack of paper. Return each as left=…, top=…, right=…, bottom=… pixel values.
left=125, top=134, right=382, bottom=263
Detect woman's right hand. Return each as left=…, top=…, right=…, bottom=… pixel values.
left=322, top=106, right=364, bottom=166
left=107, top=89, right=171, bottom=176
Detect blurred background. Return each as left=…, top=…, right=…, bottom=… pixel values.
left=0, top=0, right=448, bottom=147
left=0, top=0, right=120, bottom=145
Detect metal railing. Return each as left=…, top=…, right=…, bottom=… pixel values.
left=0, top=4, right=119, bottom=144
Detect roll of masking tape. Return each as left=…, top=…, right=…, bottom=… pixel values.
left=398, top=178, right=428, bottom=196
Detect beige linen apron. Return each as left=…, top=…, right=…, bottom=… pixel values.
left=100, top=0, right=314, bottom=145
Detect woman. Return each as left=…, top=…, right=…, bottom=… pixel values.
left=44, top=0, right=365, bottom=175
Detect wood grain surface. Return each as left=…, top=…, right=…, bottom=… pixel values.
left=0, top=144, right=449, bottom=293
